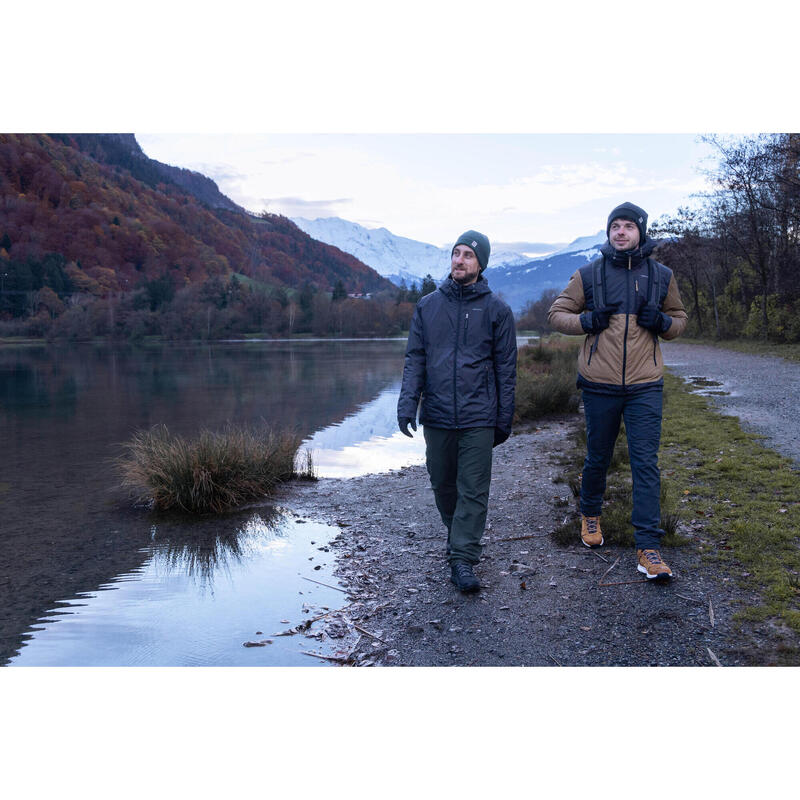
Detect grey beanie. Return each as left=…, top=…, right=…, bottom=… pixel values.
left=452, top=230, right=491, bottom=272
left=607, top=202, right=648, bottom=243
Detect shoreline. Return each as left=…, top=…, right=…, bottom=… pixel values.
left=277, top=416, right=772, bottom=667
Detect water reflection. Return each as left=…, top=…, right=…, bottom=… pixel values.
left=304, top=381, right=426, bottom=477
left=9, top=507, right=348, bottom=667
left=150, top=507, right=287, bottom=590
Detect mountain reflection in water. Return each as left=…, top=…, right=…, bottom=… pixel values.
left=303, top=381, right=425, bottom=477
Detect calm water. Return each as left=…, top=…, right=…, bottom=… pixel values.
left=0, top=339, right=426, bottom=666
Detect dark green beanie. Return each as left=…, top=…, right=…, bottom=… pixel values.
left=452, top=230, right=491, bottom=272
left=607, top=202, right=648, bottom=243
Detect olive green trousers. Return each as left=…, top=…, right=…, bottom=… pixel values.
left=423, top=426, right=494, bottom=565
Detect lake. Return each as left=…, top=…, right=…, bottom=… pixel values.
left=0, top=339, right=427, bottom=666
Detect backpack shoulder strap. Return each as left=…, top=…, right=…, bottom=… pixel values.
left=647, top=258, right=660, bottom=307
left=591, top=256, right=605, bottom=309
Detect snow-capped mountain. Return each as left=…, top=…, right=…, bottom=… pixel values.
left=291, top=216, right=564, bottom=287
left=483, top=231, right=607, bottom=313
left=291, top=217, right=448, bottom=285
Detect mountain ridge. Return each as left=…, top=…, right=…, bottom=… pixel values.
left=0, top=134, right=394, bottom=297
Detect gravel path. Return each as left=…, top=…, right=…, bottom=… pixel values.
left=280, top=418, right=764, bottom=667
left=662, top=341, right=800, bottom=466
left=271, top=343, right=800, bottom=667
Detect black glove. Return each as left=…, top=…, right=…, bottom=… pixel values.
left=398, top=417, right=417, bottom=437
left=580, top=305, right=614, bottom=334
left=493, top=428, right=509, bottom=447
left=637, top=302, right=670, bottom=334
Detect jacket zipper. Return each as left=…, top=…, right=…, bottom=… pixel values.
left=453, top=288, right=462, bottom=427
left=622, top=255, right=631, bottom=388
left=464, top=311, right=469, bottom=344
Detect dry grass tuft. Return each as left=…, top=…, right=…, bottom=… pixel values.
left=116, top=423, right=312, bottom=514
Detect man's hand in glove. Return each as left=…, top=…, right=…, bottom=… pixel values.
left=580, top=305, right=615, bottom=334
left=636, top=302, right=671, bottom=334
left=398, top=417, right=417, bottom=438
left=493, top=428, right=509, bottom=448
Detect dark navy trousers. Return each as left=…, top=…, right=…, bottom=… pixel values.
left=580, top=387, right=664, bottom=549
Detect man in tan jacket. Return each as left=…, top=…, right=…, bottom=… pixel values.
left=548, top=202, right=687, bottom=579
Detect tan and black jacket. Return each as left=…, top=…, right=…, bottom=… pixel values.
left=547, top=240, right=687, bottom=393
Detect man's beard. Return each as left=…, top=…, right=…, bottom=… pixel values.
left=452, top=271, right=476, bottom=285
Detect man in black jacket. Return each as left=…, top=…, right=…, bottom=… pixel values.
left=397, top=230, right=517, bottom=593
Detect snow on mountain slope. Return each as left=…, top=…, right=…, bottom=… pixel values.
left=292, top=217, right=449, bottom=283
left=291, top=216, right=565, bottom=286
left=545, top=230, right=606, bottom=258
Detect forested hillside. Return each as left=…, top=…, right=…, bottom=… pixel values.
left=0, top=133, right=401, bottom=339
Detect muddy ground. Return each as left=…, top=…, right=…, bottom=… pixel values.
left=278, top=416, right=794, bottom=667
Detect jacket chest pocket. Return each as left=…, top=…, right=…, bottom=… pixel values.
left=462, top=309, right=489, bottom=347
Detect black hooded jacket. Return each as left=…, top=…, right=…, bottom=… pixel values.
left=397, top=276, right=517, bottom=432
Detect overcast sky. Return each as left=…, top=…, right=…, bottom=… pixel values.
left=137, top=133, right=716, bottom=247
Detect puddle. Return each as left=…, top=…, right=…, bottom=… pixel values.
left=8, top=510, right=353, bottom=667
left=686, top=375, right=731, bottom=396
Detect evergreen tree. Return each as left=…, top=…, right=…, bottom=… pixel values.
left=421, top=274, right=437, bottom=296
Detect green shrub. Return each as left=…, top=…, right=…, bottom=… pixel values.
left=116, top=423, right=312, bottom=514
left=514, top=339, right=581, bottom=420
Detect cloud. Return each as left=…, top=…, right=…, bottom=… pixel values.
left=261, top=196, right=353, bottom=218
left=259, top=152, right=316, bottom=166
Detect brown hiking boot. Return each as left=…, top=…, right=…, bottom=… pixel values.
left=637, top=549, right=673, bottom=580
left=580, top=515, right=603, bottom=547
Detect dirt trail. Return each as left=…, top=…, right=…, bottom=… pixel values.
left=280, top=416, right=778, bottom=667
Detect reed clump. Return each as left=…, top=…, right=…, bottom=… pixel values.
left=117, top=423, right=314, bottom=514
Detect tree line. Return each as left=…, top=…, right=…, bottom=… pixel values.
left=0, top=255, right=441, bottom=341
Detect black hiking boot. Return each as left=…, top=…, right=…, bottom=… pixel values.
left=450, top=562, right=480, bottom=593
